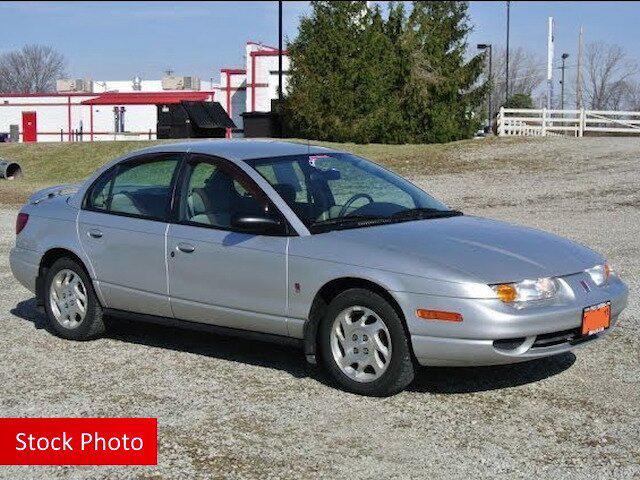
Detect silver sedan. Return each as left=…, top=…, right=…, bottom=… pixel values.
left=10, top=140, right=629, bottom=396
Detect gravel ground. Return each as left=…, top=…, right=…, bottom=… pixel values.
left=0, top=136, right=638, bottom=479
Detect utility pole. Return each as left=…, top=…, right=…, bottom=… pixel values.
left=560, top=53, right=569, bottom=110
left=576, top=26, right=584, bottom=109
left=505, top=1, right=511, bottom=102
left=546, top=16, right=554, bottom=109
left=478, top=44, right=493, bottom=131
left=277, top=0, right=283, bottom=137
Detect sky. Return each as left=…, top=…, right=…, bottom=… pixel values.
left=1, top=1, right=639, bottom=82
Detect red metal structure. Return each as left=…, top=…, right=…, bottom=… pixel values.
left=220, top=68, right=246, bottom=138
left=249, top=46, right=288, bottom=112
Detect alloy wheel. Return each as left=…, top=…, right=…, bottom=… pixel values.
left=49, top=269, right=88, bottom=329
left=330, top=306, right=392, bottom=382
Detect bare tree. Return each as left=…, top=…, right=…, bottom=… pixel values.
left=584, top=42, right=638, bottom=110
left=621, top=80, right=640, bottom=110
left=0, top=45, right=66, bottom=93
left=487, top=47, right=545, bottom=110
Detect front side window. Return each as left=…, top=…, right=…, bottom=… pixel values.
left=247, top=153, right=460, bottom=233
left=85, top=154, right=181, bottom=221
left=179, top=156, right=278, bottom=231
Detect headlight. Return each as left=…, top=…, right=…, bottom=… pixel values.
left=492, top=277, right=559, bottom=304
left=585, top=263, right=612, bottom=286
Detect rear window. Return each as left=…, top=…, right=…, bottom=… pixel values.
left=85, top=154, right=181, bottom=221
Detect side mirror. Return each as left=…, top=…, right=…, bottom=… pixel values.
left=232, top=214, right=285, bottom=235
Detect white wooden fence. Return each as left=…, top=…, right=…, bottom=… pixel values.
left=497, top=107, right=640, bottom=137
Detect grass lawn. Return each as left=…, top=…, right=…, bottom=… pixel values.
left=0, top=137, right=534, bottom=206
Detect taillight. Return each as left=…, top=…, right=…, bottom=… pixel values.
left=16, top=213, right=29, bottom=235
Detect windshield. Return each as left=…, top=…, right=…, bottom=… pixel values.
left=246, top=153, right=461, bottom=233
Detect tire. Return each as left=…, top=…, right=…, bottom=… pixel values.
left=319, top=288, right=415, bottom=396
left=43, top=257, right=105, bottom=341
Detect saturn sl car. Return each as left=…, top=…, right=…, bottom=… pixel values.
left=10, top=140, right=629, bottom=396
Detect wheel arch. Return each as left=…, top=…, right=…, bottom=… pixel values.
left=36, top=248, right=94, bottom=307
left=303, top=277, right=414, bottom=364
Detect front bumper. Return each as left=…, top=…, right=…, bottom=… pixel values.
left=395, top=272, right=629, bottom=367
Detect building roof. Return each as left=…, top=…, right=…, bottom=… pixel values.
left=0, top=92, right=95, bottom=98
left=81, top=91, right=213, bottom=105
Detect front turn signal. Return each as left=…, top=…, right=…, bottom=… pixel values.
left=416, top=309, right=463, bottom=322
left=494, top=284, right=518, bottom=303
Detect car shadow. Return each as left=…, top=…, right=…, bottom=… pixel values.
left=408, top=353, right=576, bottom=394
left=11, top=298, right=575, bottom=395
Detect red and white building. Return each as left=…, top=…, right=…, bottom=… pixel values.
left=0, top=41, right=289, bottom=142
left=218, top=41, right=290, bottom=131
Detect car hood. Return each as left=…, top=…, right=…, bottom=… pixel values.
left=331, top=215, right=603, bottom=284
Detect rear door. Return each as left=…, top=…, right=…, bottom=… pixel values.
left=166, top=154, right=289, bottom=335
left=78, top=153, right=183, bottom=317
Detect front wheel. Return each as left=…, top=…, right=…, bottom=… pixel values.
left=319, top=288, right=415, bottom=396
left=43, top=257, right=105, bottom=341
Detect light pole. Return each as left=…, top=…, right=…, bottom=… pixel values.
left=278, top=0, right=283, bottom=137
left=560, top=52, right=569, bottom=110
left=505, top=1, right=511, bottom=102
left=478, top=43, right=493, bottom=131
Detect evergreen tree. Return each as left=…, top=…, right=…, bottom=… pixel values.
left=284, top=1, right=374, bottom=142
left=284, top=1, right=487, bottom=144
left=402, top=1, right=487, bottom=143
left=504, top=93, right=534, bottom=109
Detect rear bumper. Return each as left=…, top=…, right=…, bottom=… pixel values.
left=401, top=274, right=629, bottom=367
left=9, top=246, right=39, bottom=293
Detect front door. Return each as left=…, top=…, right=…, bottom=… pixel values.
left=78, top=153, right=182, bottom=317
left=22, top=111, right=37, bottom=142
left=167, top=154, right=289, bottom=336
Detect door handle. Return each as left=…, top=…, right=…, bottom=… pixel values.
left=177, top=242, right=195, bottom=253
left=88, top=229, right=103, bottom=239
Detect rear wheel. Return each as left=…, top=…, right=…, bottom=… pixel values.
left=319, top=288, right=415, bottom=396
left=44, top=257, right=105, bottom=340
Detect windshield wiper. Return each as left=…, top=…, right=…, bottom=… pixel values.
left=390, top=208, right=463, bottom=220
left=312, top=214, right=386, bottom=227
left=310, top=214, right=388, bottom=231
left=310, top=209, right=462, bottom=232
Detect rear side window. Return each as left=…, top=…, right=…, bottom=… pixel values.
left=86, top=169, right=113, bottom=212
left=85, top=154, right=181, bottom=221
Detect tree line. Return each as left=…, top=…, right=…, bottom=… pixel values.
left=486, top=43, right=639, bottom=111
left=1, top=2, right=639, bottom=143
left=282, top=1, right=640, bottom=142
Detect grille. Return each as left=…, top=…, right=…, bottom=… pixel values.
left=531, top=328, right=581, bottom=349
left=493, top=337, right=526, bottom=351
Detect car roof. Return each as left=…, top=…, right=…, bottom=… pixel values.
left=129, top=139, right=341, bottom=161
left=68, top=139, right=343, bottom=211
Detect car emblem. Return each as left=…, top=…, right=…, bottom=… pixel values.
left=580, top=280, right=591, bottom=293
